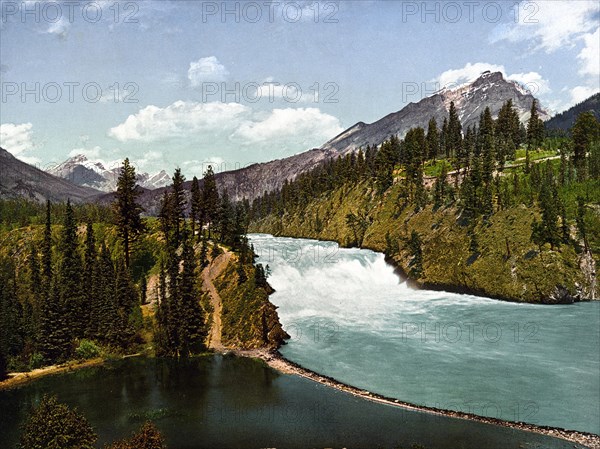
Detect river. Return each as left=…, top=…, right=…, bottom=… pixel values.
left=249, top=234, right=600, bottom=435
left=0, top=357, right=591, bottom=449
left=1, top=234, right=598, bottom=448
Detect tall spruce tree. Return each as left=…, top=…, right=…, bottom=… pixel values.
left=59, top=200, right=85, bottom=339
left=201, top=166, right=219, bottom=238
left=572, top=111, right=600, bottom=180
left=527, top=99, right=545, bottom=150
left=426, top=117, right=440, bottom=160
left=26, top=244, right=42, bottom=346
left=154, top=260, right=170, bottom=356
left=447, top=101, right=463, bottom=161
left=479, top=107, right=496, bottom=187
left=114, top=158, right=145, bottom=268
left=178, top=229, right=206, bottom=356
left=42, top=200, right=52, bottom=296
left=171, top=168, right=187, bottom=245
left=39, top=275, right=71, bottom=363
left=532, top=161, right=560, bottom=249
left=0, top=258, right=23, bottom=376
left=191, top=175, right=202, bottom=238
left=115, top=258, right=140, bottom=349
left=94, top=243, right=118, bottom=344
left=82, top=222, right=96, bottom=337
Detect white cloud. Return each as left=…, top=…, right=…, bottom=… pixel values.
left=0, top=122, right=34, bottom=155
left=108, top=101, right=344, bottom=166
left=570, top=85, right=600, bottom=105
left=436, top=63, right=506, bottom=88
left=188, top=56, right=229, bottom=87
left=578, top=27, right=600, bottom=77
left=46, top=17, right=70, bottom=39
left=232, top=107, right=343, bottom=147
left=508, top=72, right=551, bottom=95
left=108, top=101, right=250, bottom=142
left=68, top=145, right=103, bottom=159
left=491, top=1, right=599, bottom=52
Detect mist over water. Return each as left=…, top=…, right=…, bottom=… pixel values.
left=250, top=234, right=600, bottom=434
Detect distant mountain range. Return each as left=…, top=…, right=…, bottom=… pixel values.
left=545, top=93, right=600, bottom=131
left=0, top=148, right=101, bottom=203
left=47, top=154, right=171, bottom=192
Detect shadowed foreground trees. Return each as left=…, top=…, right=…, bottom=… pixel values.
left=105, top=422, right=167, bottom=449
left=19, top=395, right=97, bottom=449
left=19, top=395, right=167, bottom=449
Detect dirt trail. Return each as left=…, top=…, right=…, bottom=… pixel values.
left=203, top=247, right=233, bottom=351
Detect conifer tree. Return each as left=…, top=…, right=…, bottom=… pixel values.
left=217, top=189, right=234, bottom=244
left=426, top=117, right=440, bottom=160
left=407, top=230, right=423, bottom=278
left=441, top=117, right=448, bottom=158
left=140, top=274, right=147, bottom=305
left=0, top=258, right=23, bottom=374
left=171, top=168, right=187, bottom=245
left=447, top=101, right=463, bottom=161
left=190, top=175, right=202, bottom=238
left=478, top=107, right=495, bottom=186
left=572, top=111, right=600, bottom=180
left=83, top=222, right=96, bottom=337
left=532, top=161, right=560, bottom=249
left=39, top=276, right=71, bottom=363
left=21, top=246, right=40, bottom=349
left=154, top=261, right=169, bottom=356
left=42, top=200, right=52, bottom=295
left=201, top=166, right=219, bottom=239
left=114, top=158, right=145, bottom=268
left=94, top=244, right=119, bottom=345
left=576, top=196, right=589, bottom=251
left=59, top=200, right=85, bottom=339
left=433, top=162, right=449, bottom=210
left=178, top=230, right=206, bottom=356
left=199, top=237, right=208, bottom=269
left=115, top=258, right=140, bottom=348
left=159, top=190, right=174, bottom=248
left=527, top=99, right=544, bottom=150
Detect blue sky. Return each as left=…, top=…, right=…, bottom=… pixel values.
left=1, top=0, right=599, bottom=176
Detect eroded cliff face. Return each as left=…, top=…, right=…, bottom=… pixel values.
left=250, top=181, right=598, bottom=304
left=214, top=257, right=289, bottom=349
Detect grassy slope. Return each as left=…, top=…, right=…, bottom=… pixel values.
left=250, top=180, right=599, bottom=303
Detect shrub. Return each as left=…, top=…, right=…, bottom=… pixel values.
left=105, top=421, right=167, bottom=449
left=29, top=352, right=45, bottom=370
left=75, top=339, right=101, bottom=360
left=19, top=395, right=97, bottom=449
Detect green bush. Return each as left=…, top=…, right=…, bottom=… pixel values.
left=19, top=395, right=97, bottom=449
left=29, top=353, right=44, bottom=370
left=75, top=339, right=101, bottom=360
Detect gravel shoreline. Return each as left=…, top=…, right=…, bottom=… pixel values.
left=234, top=348, right=600, bottom=449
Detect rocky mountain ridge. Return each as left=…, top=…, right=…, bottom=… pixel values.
left=47, top=154, right=171, bottom=192
left=0, top=148, right=101, bottom=203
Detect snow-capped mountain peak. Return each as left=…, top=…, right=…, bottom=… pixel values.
left=47, top=155, right=171, bottom=192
